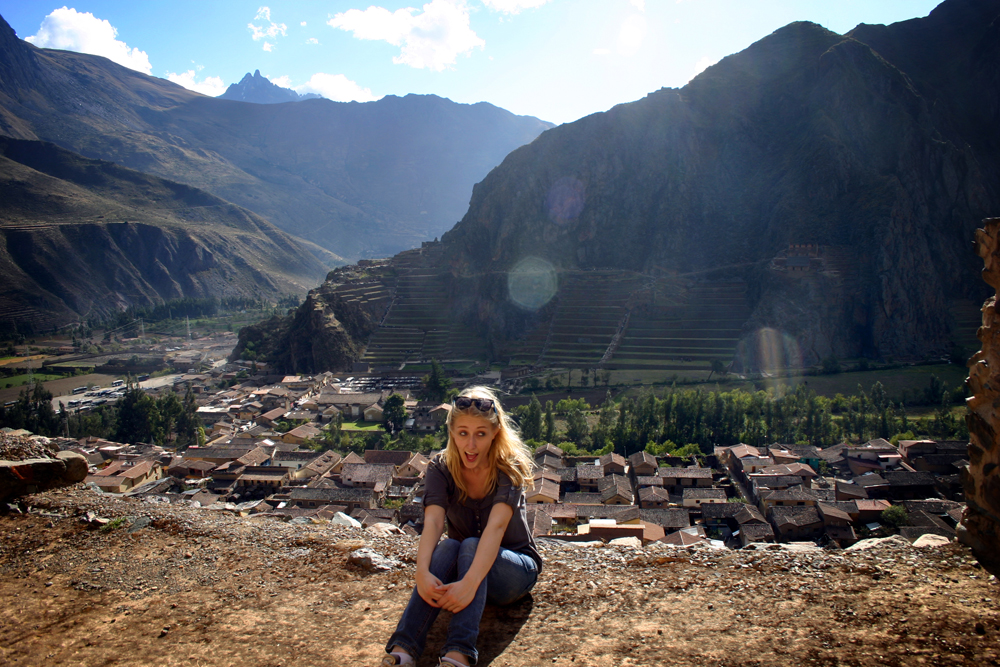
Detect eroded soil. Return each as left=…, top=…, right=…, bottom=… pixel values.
left=1, top=488, right=998, bottom=667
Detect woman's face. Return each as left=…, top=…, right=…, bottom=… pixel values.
left=450, top=413, right=499, bottom=472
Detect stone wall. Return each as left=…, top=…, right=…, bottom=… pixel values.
left=961, top=218, right=1000, bottom=570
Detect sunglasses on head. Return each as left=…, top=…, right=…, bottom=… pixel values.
left=453, top=396, right=495, bottom=413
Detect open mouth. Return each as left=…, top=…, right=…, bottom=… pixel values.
left=464, top=452, right=478, bottom=464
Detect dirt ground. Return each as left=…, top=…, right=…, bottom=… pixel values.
left=0, top=374, right=118, bottom=405
left=1, top=488, right=998, bottom=667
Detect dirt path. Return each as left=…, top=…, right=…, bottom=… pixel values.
left=1, top=488, right=998, bottom=666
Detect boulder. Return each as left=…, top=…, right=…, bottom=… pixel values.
left=0, top=457, right=67, bottom=502
left=912, top=534, right=952, bottom=548
left=367, top=522, right=403, bottom=536
left=331, top=512, right=363, bottom=528
left=348, top=547, right=401, bottom=572
left=608, top=536, right=642, bottom=549
left=56, top=451, right=89, bottom=483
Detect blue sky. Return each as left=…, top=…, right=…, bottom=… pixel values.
left=0, top=1, right=943, bottom=125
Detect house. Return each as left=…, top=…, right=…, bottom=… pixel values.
left=323, top=393, right=382, bottom=418
left=300, top=451, right=342, bottom=480
left=258, top=407, right=288, bottom=427
left=535, top=443, right=566, bottom=462
left=659, top=467, right=714, bottom=489
left=882, top=471, right=938, bottom=501
left=635, top=475, right=664, bottom=489
left=738, top=522, right=776, bottom=547
left=854, top=498, right=892, bottom=522
left=272, top=450, right=319, bottom=474
left=84, top=460, right=162, bottom=493
left=341, top=463, right=396, bottom=491
left=363, top=403, right=385, bottom=422
left=759, top=485, right=819, bottom=510
left=330, top=451, right=366, bottom=475
left=835, top=480, right=869, bottom=501
left=726, top=444, right=761, bottom=462
left=575, top=464, right=605, bottom=493
left=168, top=459, right=217, bottom=479
left=281, top=424, right=321, bottom=445
left=818, top=503, right=857, bottom=545
left=767, top=505, right=824, bottom=541
left=598, top=475, right=634, bottom=505
left=599, top=453, right=628, bottom=476
left=538, top=504, right=579, bottom=531
left=183, top=446, right=256, bottom=464
left=638, top=508, right=691, bottom=531
left=628, top=451, right=658, bottom=477
left=661, top=526, right=711, bottom=547
left=526, top=478, right=561, bottom=504
left=768, top=445, right=823, bottom=471
left=397, top=453, right=429, bottom=478
left=562, top=492, right=605, bottom=505
left=365, top=450, right=414, bottom=467
left=236, top=466, right=290, bottom=490
left=288, top=487, right=377, bottom=512
left=638, top=486, right=673, bottom=508
left=845, top=440, right=902, bottom=475
left=682, top=488, right=726, bottom=507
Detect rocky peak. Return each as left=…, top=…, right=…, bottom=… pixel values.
left=218, top=69, right=320, bottom=104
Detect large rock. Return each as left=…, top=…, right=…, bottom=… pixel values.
left=56, top=451, right=89, bottom=483
left=0, top=457, right=68, bottom=502
left=962, top=217, right=1000, bottom=573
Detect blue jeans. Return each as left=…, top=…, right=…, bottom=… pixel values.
left=386, top=537, right=538, bottom=665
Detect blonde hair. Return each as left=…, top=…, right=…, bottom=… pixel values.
left=444, top=386, right=533, bottom=502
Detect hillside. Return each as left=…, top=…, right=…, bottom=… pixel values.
left=438, top=0, right=1000, bottom=368
left=1, top=486, right=997, bottom=666
left=0, top=15, right=552, bottom=260
left=0, top=137, right=335, bottom=328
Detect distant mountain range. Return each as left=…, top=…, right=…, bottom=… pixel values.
left=0, top=15, right=552, bottom=261
left=218, top=70, right=320, bottom=104
left=0, top=136, right=336, bottom=330
left=243, top=0, right=1000, bottom=373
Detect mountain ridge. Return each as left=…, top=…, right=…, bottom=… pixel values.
left=218, top=70, right=320, bottom=104
left=0, top=14, right=553, bottom=260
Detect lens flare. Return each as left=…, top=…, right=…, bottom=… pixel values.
left=508, top=256, right=557, bottom=310
left=546, top=177, right=585, bottom=225
left=755, top=327, right=803, bottom=395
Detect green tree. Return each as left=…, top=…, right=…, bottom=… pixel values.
left=544, top=400, right=556, bottom=443
left=420, top=359, right=452, bottom=403
left=880, top=505, right=909, bottom=531
left=566, top=407, right=590, bottom=446
left=382, top=393, right=407, bottom=435
left=521, top=395, right=543, bottom=441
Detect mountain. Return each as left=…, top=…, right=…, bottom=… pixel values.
left=0, top=15, right=552, bottom=260
left=438, top=0, right=1000, bottom=368
left=0, top=137, right=336, bottom=329
left=240, top=0, right=1000, bottom=374
left=218, top=70, right=320, bottom=104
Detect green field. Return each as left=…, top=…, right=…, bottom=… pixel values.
left=340, top=420, right=384, bottom=432
left=0, top=373, right=64, bottom=389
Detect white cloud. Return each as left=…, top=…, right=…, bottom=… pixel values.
left=300, top=21, right=307, bottom=27
left=295, top=73, right=380, bottom=102
left=263, top=41, right=274, bottom=52
left=593, top=47, right=611, bottom=56
left=166, top=70, right=227, bottom=97
left=270, top=75, right=292, bottom=88
left=617, top=14, right=646, bottom=56
left=307, top=37, right=319, bottom=44
left=481, top=0, right=550, bottom=13
left=688, top=55, right=717, bottom=82
left=25, top=7, right=152, bottom=74
left=630, top=0, right=645, bottom=11
left=328, top=0, right=484, bottom=71
left=249, top=6, right=287, bottom=43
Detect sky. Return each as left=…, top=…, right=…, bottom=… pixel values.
left=0, top=1, right=944, bottom=125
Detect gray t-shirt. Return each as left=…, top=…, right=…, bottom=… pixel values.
left=423, top=456, right=542, bottom=572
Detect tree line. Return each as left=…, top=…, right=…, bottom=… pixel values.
left=0, top=382, right=204, bottom=449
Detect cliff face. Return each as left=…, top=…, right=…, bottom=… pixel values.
left=440, top=2, right=999, bottom=364
left=962, top=217, right=1000, bottom=571
left=231, top=266, right=392, bottom=373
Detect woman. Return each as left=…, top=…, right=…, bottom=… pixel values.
left=381, top=387, right=541, bottom=667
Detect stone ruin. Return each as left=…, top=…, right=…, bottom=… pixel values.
left=961, top=217, right=1000, bottom=571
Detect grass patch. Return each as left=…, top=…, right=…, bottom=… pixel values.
left=1, top=373, right=64, bottom=388
left=341, top=420, right=384, bottom=432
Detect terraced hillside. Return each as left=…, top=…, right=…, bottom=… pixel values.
left=360, top=248, right=485, bottom=368
left=606, top=281, right=751, bottom=372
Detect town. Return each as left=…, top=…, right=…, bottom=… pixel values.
left=6, top=363, right=961, bottom=552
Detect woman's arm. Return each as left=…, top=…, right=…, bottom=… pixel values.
left=415, top=504, right=447, bottom=607
left=437, top=502, right=513, bottom=613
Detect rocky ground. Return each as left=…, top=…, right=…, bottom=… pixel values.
left=1, top=486, right=998, bottom=667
